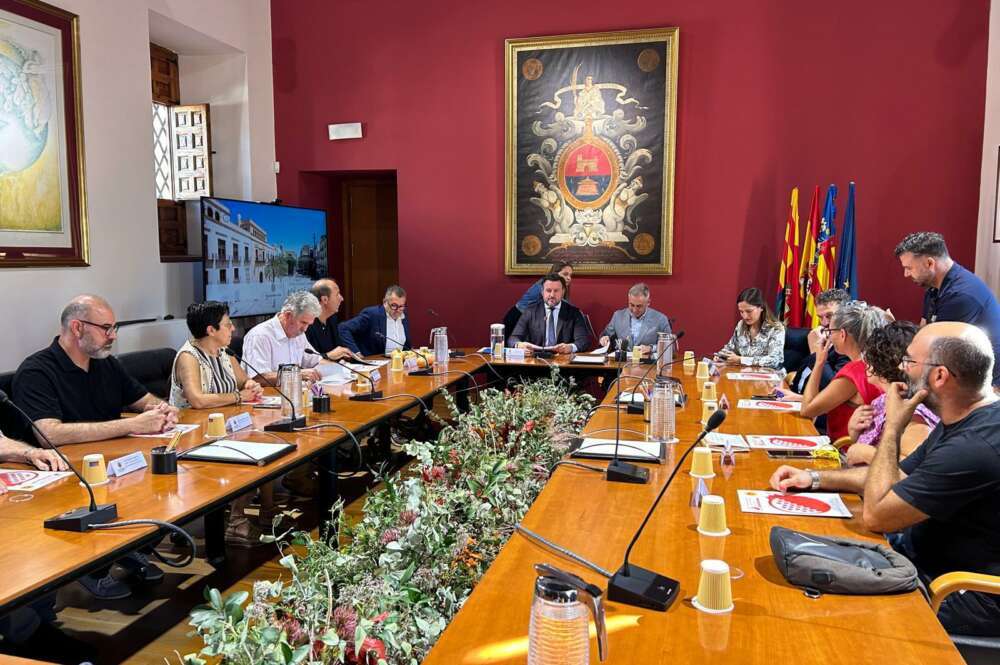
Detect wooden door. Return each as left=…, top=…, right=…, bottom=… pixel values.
left=342, top=179, right=398, bottom=318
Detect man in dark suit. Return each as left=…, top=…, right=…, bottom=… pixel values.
left=509, top=273, right=590, bottom=354
left=339, top=285, right=412, bottom=356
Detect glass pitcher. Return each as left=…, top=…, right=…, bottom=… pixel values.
left=528, top=563, right=607, bottom=665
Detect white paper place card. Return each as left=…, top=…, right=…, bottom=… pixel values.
left=505, top=348, right=526, bottom=362
left=737, top=399, right=802, bottom=412
left=737, top=490, right=851, bottom=518
left=107, top=451, right=148, bottom=478
left=226, top=412, right=253, bottom=433
left=403, top=357, right=419, bottom=371
left=368, top=368, right=382, bottom=383
left=745, top=435, right=830, bottom=450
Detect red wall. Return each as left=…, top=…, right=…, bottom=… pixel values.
left=271, top=0, right=988, bottom=353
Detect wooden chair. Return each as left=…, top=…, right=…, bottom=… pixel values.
left=929, top=571, right=1000, bottom=664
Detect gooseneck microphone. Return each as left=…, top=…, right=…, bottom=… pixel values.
left=224, top=347, right=304, bottom=433
left=304, top=349, right=384, bottom=402
left=607, top=408, right=727, bottom=611
left=606, top=360, right=649, bottom=484
left=0, top=389, right=118, bottom=531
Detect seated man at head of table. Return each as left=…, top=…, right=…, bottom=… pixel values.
left=306, top=278, right=357, bottom=362
left=597, top=282, right=672, bottom=355
left=12, top=294, right=180, bottom=599
left=339, top=285, right=412, bottom=356
left=242, top=290, right=325, bottom=383
left=770, top=321, right=1000, bottom=636
left=509, top=272, right=590, bottom=356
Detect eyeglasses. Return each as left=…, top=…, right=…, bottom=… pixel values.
left=386, top=303, right=407, bottom=312
left=821, top=327, right=843, bottom=334
left=899, top=355, right=959, bottom=377
left=77, top=320, right=119, bottom=336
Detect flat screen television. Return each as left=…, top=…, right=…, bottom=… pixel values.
left=201, top=197, right=328, bottom=318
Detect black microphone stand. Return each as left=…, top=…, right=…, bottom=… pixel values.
left=224, top=348, right=305, bottom=433
left=606, top=360, right=649, bottom=484
left=607, top=409, right=728, bottom=610
left=0, top=390, right=118, bottom=531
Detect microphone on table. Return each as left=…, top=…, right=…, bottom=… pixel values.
left=376, top=331, right=433, bottom=375
left=304, top=349, right=383, bottom=402
left=427, top=309, right=464, bottom=357
left=223, top=347, right=305, bottom=432
left=607, top=408, right=728, bottom=611
left=0, top=389, right=118, bottom=532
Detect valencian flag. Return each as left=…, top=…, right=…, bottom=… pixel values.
left=775, top=188, right=803, bottom=326
left=836, top=182, right=858, bottom=299
left=806, top=184, right=839, bottom=327
left=800, top=186, right=821, bottom=326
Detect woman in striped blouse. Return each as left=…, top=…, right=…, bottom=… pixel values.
left=170, top=301, right=263, bottom=409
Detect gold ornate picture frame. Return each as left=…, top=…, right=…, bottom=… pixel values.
left=0, top=0, right=89, bottom=267
left=505, top=28, right=678, bottom=275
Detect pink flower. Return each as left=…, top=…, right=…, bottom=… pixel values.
left=352, top=637, right=386, bottom=664
left=399, top=509, right=418, bottom=526
left=380, top=528, right=401, bottom=545
left=332, top=605, right=358, bottom=640
left=372, top=611, right=389, bottom=623
left=522, top=419, right=536, bottom=433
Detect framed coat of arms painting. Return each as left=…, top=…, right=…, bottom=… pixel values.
left=0, top=0, right=88, bottom=267
left=505, top=28, right=678, bottom=275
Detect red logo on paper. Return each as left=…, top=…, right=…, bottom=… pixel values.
left=768, top=494, right=830, bottom=514
left=761, top=401, right=794, bottom=409
left=768, top=437, right=818, bottom=448
left=0, top=470, right=39, bottom=486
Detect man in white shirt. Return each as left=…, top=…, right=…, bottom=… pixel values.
left=339, top=285, right=412, bottom=356
left=242, top=291, right=324, bottom=383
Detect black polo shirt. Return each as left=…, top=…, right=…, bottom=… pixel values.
left=305, top=314, right=342, bottom=356
left=12, top=337, right=147, bottom=425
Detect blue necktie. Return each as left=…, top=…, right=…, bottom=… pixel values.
left=546, top=307, right=556, bottom=347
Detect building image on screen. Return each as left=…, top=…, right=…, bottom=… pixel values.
left=202, top=197, right=328, bottom=318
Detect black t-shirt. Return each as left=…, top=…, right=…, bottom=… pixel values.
left=12, top=338, right=148, bottom=425
left=893, top=399, right=1000, bottom=579
left=305, top=315, right=342, bottom=355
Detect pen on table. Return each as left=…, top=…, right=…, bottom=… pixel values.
left=165, top=428, right=183, bottom=453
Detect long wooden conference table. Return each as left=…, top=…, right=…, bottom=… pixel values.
left=424, top=357, right=966, bottom=664
left=0, top=356, right=488, bottom=617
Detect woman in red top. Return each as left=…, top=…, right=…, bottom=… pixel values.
left=799, top=301, right=889, bottom=440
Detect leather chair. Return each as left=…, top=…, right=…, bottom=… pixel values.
left=783, top=326, right=810, bottom=374
left=930, top=572, right=1000, bottom=664
left=0, top=371, right=28, bottom=442
left=117, top=348, right=176, bottom=399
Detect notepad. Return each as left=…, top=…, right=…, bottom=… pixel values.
left=569, top=437, right=664, bottom=462
left=180, top=440, right=296, bottom=465
left=572, top=354, right=606, bottom=364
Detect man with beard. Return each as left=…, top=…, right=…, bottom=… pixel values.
left=770, top=322, right=1000, bottom=636
left=12, top=294, right=179, bottom=599
left=895, top=232, right=1000, bottom=387
left=509, top=273, right=590, bottom=355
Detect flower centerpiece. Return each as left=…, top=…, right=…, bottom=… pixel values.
left=186, top=370, right=593, bottom=665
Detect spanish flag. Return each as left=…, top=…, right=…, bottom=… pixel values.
left=806, top=185, right=839, bottom=327
left=775, top=188, right=803, bottom=327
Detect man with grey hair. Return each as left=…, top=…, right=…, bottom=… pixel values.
left=597, top=282, right=672, bottom=354
left=339, top=285, right=412, bottom=356
left=242, top=291, right=325, bottom=383
left=895, top=231, right=1000, bottom=386
left=771, top=322, right=1000, bottom=635
left=12, top=294, right=180, bottom=599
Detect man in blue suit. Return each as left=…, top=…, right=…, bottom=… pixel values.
left=339, top=285, right=412, bottom=356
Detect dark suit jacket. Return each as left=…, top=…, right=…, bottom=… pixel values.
left=338, top=306, right=412, bottom=356
left=509, top=301, right=591, bottom=351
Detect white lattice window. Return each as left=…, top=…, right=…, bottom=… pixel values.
left=153, top=102, right=173, bottom=199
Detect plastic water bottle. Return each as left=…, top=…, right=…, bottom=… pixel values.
left=491, top=323, right=505, bottom=358
left=656, top=332, right=676, bottom=376
left=434, top=329, right=449, bottom=366
left=650, top=379, right=676, bottom=442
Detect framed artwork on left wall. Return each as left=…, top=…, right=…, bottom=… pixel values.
left=0, top=0, right=88, bottom=267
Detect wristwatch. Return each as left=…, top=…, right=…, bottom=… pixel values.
left=808, top=470, right=821, bottom=491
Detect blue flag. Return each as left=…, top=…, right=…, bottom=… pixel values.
left=836, top=182, right=858, bottom=298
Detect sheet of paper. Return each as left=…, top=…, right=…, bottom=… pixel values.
left=571, top=437, right=662, bottom=461
left=185, top=440, right=292, bottom=463
left=703, top=433, right=750, bottom=451
left=737, top=490, right=852, bottom=518
left=591, top=344, right=610, bottom=354
left=726, top=372, right=781, bottom=381
left=0, top=469, right=73, bottom=492
left=131, top=423, right=200, bottom=439
left=247, top=395, right=283, bottom=408
left=737, top=399, right=802, bottom=412
left=745, top=434, right=831, bottom=450
left=617, top=391, right=644, bottom=403
left=572, top=354, right=606, bottom=364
